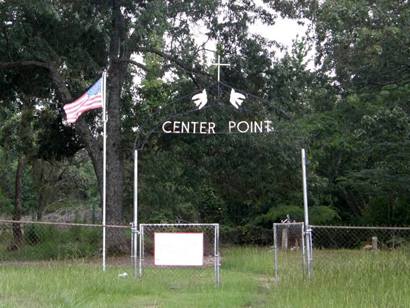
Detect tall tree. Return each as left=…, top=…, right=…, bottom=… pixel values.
left=0, top=1, right=280, bottom=234
left=308, top=0, right=410, bottom=224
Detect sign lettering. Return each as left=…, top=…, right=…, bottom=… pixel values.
left=162, top=120, right=273, bottom=134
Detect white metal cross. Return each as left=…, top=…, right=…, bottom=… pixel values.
left=211, top=55, right=230, bottom=82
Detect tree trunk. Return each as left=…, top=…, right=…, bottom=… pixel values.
left=105, top=63, right=128, bottom=253
left=9, top=2, right=130, bottom=252
left=37, top=190, right=45, bottom=221
left=106, top=65, right=124, bottom=225
left=103, top=0, right=130, bottom=253
left=9, top=156, right=25, bottom=251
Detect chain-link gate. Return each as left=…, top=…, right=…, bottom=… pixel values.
left=273, top=222, right=306, bottom=281
left=139, top=223, right=220, bottom=287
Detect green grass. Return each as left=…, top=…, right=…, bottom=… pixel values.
left=0, top=247, right=409, bottom=307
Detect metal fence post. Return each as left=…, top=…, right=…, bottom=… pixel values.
left=306, top=226, right=313, bottom=278
left=273, top=223, right=279, bottom=282
left=131, top=222, right=138, bottom=278
left=214, top=224, right=221, bottom=287
left=301, top=224, right=306, bottom=273
left=130, top=223, right=134, bottom=259
left=301, top=148, right=313, bottom=278
left=139, top=224, right=144, bottom=278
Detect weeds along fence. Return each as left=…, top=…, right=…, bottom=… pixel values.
left=0, top=219, right=130, bottom=266
left=274, top=223, right=410, bottom=281
left=139, top=224, right=220, bottom=287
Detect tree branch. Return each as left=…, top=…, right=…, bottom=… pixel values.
left=0, top=60, right=51, bottom=70
left=0, top=60, right=103, bottom=191
left=0, top=61, right=72, bottom=102
left=117, top=58, right=148, bottom=72
left=135, top=47, right=213, bottom=81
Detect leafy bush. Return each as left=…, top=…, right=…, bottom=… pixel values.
left=1, top=225, right=101, bottom=261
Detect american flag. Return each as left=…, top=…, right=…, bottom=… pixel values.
left=63, top=78, right=103, bottom=123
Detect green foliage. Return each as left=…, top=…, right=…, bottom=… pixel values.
left=315, top=0, right=410, bottom=90
left=25, top=224, right=41, bottom=245
left=263, top=205, right=305, bottom=223
left=0, top=0, right=409, bottom=244
left=310, top=206, right=340, bottom=225
left=0, top=189, right=13, bottom=214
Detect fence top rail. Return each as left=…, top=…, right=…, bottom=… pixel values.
left=273, top=222, right=304, bottom=226
left=0, top=219, right=129, bottom=229
left=311, top=225, right=410, bottom=231
left=140, top=223, right=219, bottom=227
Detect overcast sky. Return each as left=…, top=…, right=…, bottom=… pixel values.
left=251, top=18, right=310, bottom=51
left=191, top=15, right=314, bottom=69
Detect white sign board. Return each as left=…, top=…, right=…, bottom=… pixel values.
left=154, top=233, right=204, bottom=266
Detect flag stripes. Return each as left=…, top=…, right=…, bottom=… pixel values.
left=63, top=78, right=103, bottom=123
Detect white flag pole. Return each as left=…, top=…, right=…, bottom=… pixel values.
left=133, top=148, right=138, bottom=277
left=102, top=71, right=107, bottom=272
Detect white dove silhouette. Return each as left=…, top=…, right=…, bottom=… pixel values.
left=191, top=89, right=208, bottom=110
left=229, top=89, right=245, bottom=109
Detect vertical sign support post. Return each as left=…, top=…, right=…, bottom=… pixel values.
left=132, top=149, right=139, bottom=277
left=302, top=148, right=313, bottom=278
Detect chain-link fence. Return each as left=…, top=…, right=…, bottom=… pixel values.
left=5, top=218, right=408, bottom=287
left=274, top=224, right=410, bottom=281
left=273, top=222, right=306, bottom=281
left=311, top=225, right=410, bottom=250
left=139, top=223, right=220, bottom=287
left=0, top=219, right=131, bottom=269
left=0, top=220, right=221, bottom=286
left=311, top=225, right=410, bottom=274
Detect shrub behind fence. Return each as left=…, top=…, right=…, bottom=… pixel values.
left=0, top=220, right=130, bottom=267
